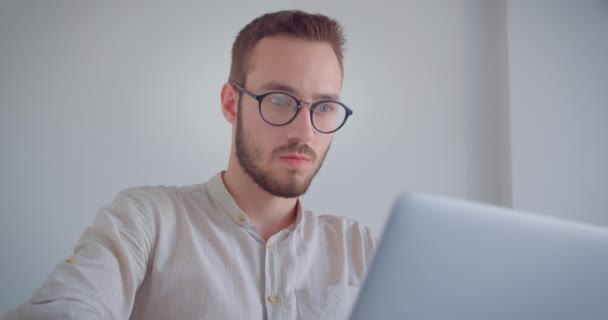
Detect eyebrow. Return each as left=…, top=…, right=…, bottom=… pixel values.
left=258, top=81, right=340, bottom=101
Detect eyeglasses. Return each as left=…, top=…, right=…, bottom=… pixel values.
left=232, top=83, right=353, bottom=134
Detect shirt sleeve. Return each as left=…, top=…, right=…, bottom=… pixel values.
left=6, top=189, right=155, bottom=320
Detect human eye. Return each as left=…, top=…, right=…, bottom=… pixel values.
left=315, top=102, right=336, bottom=114
left=268, top=94, right=290, bottom=107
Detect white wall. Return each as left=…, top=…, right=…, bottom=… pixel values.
left=1, top=0, right=511, bottom=311
left=508, top=0, right=608, bottom=225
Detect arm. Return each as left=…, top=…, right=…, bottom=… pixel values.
left=6, top=189, right=155, bottom=320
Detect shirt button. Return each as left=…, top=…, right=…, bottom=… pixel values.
left=237, top=214, right=245, bottom=223
left=268, top=295, right=280, bottom=304
left=65, top=257, right=77, bottom=264
left=266, top=242, right=273, bottom=250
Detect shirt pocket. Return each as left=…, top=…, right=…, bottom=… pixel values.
left=294, top=285, right=359, bottom=320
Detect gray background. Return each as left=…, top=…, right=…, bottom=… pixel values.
left=1, top=0, right=606, bottom=311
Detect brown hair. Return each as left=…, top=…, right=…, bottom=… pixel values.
left=229, top=10, right=345, bottom=85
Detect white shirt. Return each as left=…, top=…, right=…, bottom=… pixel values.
left=7, top=173, right=376, bottom=319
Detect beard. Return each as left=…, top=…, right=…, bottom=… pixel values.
left=235, top=101, right=330, bottom=198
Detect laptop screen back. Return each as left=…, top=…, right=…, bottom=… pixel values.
left=350, top=193, right=608, bottom=320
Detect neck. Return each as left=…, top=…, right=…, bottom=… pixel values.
left=222, top=162, right=298, bottom=241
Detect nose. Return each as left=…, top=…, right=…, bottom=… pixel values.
left=285, top=104, right=315, bottom=143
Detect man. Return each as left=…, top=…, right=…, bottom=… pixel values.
left=7, top=10, right=375, bottom=320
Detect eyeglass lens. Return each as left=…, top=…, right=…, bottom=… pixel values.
left=260, top=93, right=346, bottom=133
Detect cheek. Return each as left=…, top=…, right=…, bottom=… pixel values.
left=248, top=124, right=279, bottom=154
left=314, top=135, right=333, bottom=155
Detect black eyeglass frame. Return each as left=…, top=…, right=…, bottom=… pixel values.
left=232, top=83, right=353, bottom=134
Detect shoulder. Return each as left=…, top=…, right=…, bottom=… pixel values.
left=317, top=213, right=372, bottom=236
left=305, top=211, right=377, bottom=256
left=102, top=183, right=205, bottom=233
left=115, top=184, right=203, bottom=209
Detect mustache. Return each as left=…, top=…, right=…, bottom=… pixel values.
left=272, top=142, right=317, bottom=160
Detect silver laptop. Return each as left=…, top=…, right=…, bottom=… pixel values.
left=349, top=193, right=608, bottom=320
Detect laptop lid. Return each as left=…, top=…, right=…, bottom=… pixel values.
left=350, top=193, right=608, bottom=320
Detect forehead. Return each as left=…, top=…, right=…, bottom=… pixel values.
left=245, top=35, right=343, bottom=95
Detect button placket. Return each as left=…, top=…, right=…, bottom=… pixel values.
left=265, top=235, right=284, bottom=318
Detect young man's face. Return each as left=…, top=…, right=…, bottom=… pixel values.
left=236, top=35, right=342, bottom=198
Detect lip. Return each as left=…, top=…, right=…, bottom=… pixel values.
left=279, top=154, right=311, bottom=167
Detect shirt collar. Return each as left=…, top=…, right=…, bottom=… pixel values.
left=204, top=171, right=304, bottom=233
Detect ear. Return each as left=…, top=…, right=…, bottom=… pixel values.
left=221, top=82, right=238, bottom=124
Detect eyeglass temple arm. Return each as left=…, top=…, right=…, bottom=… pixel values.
left=232, top=83, right=258, bottom=99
